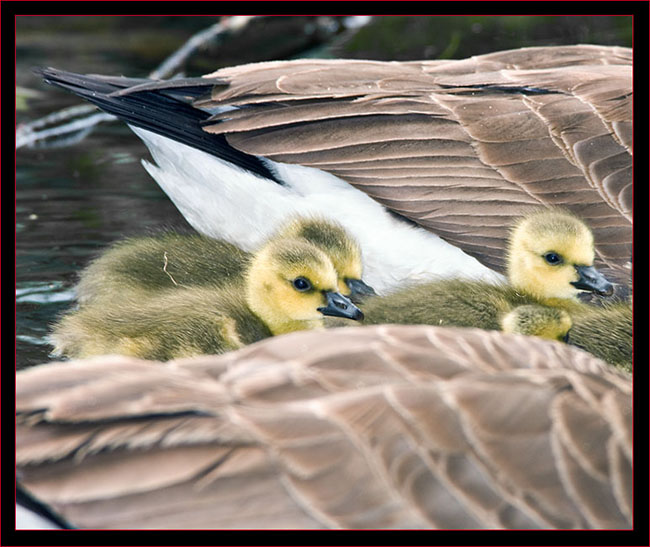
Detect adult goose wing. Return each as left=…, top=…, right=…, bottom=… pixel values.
left=36, top=46, right=632, bottom=287
left=17, top=325, right=632, bottom=529
left=192, top=45, right=632, bottom=278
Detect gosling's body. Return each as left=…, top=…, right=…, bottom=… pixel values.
left=53, top=285, right=271, bottom=361
left=76, top=232, right=248, bottom=305
left=569, top=302, right=633, bottom=372
left=362, top=279, right=581, bottom=332
left=362, top=283, right=632, bottom=370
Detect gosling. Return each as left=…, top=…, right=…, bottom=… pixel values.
left=502, top=298, right=632, bottom=371
left=501, top=305, right=573, bottom=342
left=362, top=209, right=614, bottom=343
left=76, top=217, right=374, bottom=306
left=51, top=236, right=363, bottom=361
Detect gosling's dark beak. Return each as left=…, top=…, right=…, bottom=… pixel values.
left=571, top=265, right=614, bottom=296
left=346, top=278, right=377, bottom=304
left=318, top=291, right=364, bottom=321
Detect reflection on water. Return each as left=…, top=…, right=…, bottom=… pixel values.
left=16, top=281, right=76, bottom=304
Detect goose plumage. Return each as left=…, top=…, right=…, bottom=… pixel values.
left=36, top=44, right=632, bottom=295
left=50, top=222, right=364, bottom=360
left=16, top=324, right=632, bottom=529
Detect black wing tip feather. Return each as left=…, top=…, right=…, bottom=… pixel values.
left=34, top=67, right=284, bottom=185
left=16, top=484, right=75, bottom=529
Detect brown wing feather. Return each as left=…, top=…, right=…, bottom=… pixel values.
left=17, top=325, right=632, bottom=529
left=195, top=46, right=632, bottom=279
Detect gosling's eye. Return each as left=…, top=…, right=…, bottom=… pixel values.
left=543, top=252, right=562, bottom=265
left=292, top=277, right=312, bottom=292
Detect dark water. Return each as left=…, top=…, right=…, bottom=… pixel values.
left=16, top=18, right=204, bottom=369
left=16, top=127, right=191, bottom=369
left=15, top=16, right=632, bottom=370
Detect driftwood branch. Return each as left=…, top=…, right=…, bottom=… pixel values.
left=16, top=16, right=258, bottom=150
left=149, top=16, right=255, bottom=80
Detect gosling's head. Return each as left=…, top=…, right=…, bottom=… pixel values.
left=245, top=237, right=364, bottom=335
left=501, top=305, right=573, bottom=342
left=507, top=210, right=613, bottom=300
left=277, top=217, right=376, bottom=302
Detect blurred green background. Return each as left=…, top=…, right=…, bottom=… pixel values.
left=17, top=15, right=632, bottom=77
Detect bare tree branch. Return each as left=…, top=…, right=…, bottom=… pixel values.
left=16, top=16, right=258, bottom=150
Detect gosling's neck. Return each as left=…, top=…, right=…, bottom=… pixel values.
left=509, top=273, right=582, bottom=313
left=267, top=316, right=324, bottom=335
left=246, top=294, right=325, bottom=335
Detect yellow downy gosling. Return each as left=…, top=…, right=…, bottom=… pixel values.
left=51, top=236, right=363, bottom=361
left=362, top=209, right=626, bottom=365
